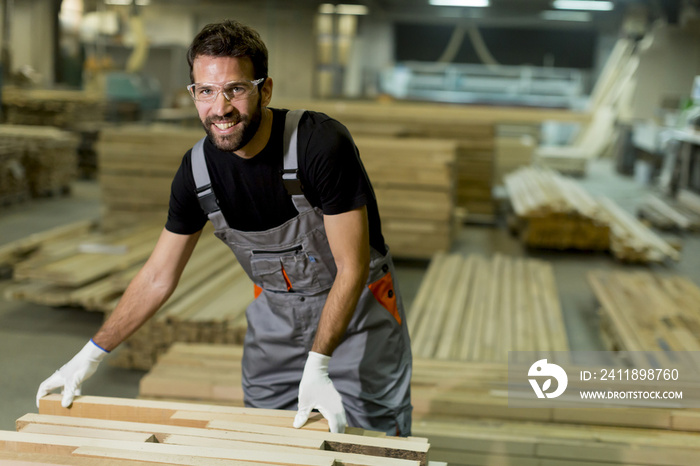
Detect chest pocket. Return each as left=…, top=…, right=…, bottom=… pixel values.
left=250, top=245, right=326, bottom=294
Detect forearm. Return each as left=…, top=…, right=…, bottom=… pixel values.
left=312, top=264, right=368, bottom=356
left=93, top=268, right=176, bottom=351
left=92, top=227, right=201, bottom=351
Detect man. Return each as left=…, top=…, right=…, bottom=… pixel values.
left=36, top=19, right=412, bottom=436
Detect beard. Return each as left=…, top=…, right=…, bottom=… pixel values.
left=203, top=97, right=263, bottom=153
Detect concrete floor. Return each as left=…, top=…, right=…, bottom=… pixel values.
left=1, top=159, right=698, bottom=431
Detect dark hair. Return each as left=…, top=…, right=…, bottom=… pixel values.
left=187, top=19, right=268, bottom=83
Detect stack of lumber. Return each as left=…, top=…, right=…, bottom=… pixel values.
left=505, top=166, right=679, bottom=262
left=406, top=252, right=569, bottom=362
left=505, top=166, right=610, bottom=250
left=137, top=343, right=700, bottom=466
left=0, top=394, right=430, bottom=465
left=0, top=219, right=97, bottom=272
left=2, top=87, right=105, bottom=128
left=5, top=221, right=164, bottom=307
left=597, top=196, right=680, bottom=262
left=0, top=139, right=29, bottom=206
left=678, top=189, right=700, bottom=217
left=588, top=270, right=700, bottom=353
left=96, top=125, right=204, bottom=225
left=354, top=136, right=458, bottom=258
left=453, top=126, right=495, bottom=222
left=0, top=125, right=80, bottom=197
left=3, top=221, right=253, bottom=370
left=637, top=194, right=700, bottom=231
left=494, top=124, right=538, bottom=185
left=97, top=124, right=459, bottom=258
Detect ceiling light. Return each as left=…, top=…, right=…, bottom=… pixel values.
left=552, top=0, right=613, bottom=11
left=429, top=0, right=490, bottom=7
left=104, top=0, right=150, bottom=5
left=318, top=3, right=369, bottom=15
left=336, top=4, right=369, bottom=15
left=318, top=3, right=336, bottom=14
left=541, top=10, right=593, bottom=21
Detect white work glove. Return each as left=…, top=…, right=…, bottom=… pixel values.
left=35, top=339, right=108, bottom=409
left=293, top=351, right=347, bottom=433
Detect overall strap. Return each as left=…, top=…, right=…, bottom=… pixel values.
left=191, top=136, right=229, bottom=230
left=282, top=109, right=313, bottom=212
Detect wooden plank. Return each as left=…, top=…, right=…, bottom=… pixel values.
left=72, top=446, right=268, bottom=465
left=205, top=419, right=429, bottom=464
left=161, top=434, right=419, bottom=466
left=17, top=424, right=156, bottom=443
left=0, top=449, right=152, bottom=465
left=0, top=431, right=335, bottom=466
left=16, top=414, right=323, bottom=450
left=38, top=395, right=329, bottom=432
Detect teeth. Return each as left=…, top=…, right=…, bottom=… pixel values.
left=214, top=121, right=235, bottom=130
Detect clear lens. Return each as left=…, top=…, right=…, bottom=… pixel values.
left=188, top=78, right=264, bottom=103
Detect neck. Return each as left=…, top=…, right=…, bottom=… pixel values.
left=235, top=107, right=273, bottom=159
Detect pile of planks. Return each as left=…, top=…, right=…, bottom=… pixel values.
left=3, top=221, right=253, bottom=370
left=96, top=125, right=204, bottom=225
left=638, top=190, right=700, bottom=231
left=0, top=125, right=80, bottom=198
left=637, top=194, right=700, bottom=231
left=406, top=252, right=569, bottom=362
left=505, top=166, right=679, bottom=262
left=0, top=394, right=430, bottom=465
left=494, top=124, right=538, bottom=186
left=0, top=139, right=29, bottom=206
left=505, top=166, right=610, bottom=250
left=588, top=269, right=700, bottom=353
left=2, top=87, right=106, bottom=129
left=97, top=124, right=460, bottom=258
left=137, top=343, right=700, bottom=466
left=354, top=136, right=459, bottom=258
left=597, top=196, right=680, bottom=262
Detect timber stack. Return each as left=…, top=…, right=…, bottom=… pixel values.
left=505, top=166, right=679, bottom=262
left=406, top=252, right=569, bottom=362
left=2, top=87, right=105, bottom=129
left=0, top=125, right=80, bottom=198
left=0, top=394, right=430, bottom=465
left=3, top=221, right=253, bottom=370
left=588, top=269, right=700, bottom=353
left=505, top=165, right=610, bottom=251
left=0, top=139, right=30, bottom=206
left=138, top=343, right=700, bottom=466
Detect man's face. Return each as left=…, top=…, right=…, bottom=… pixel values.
left=191, top=55, right=270, bottom=154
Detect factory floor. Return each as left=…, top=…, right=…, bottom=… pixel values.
left=1, top=158, right=698, bottom=431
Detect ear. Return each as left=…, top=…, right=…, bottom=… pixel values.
left=260, top=77, right=273, bottom=107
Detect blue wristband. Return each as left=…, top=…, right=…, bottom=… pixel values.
left=90, top=339, right=110, bottom=353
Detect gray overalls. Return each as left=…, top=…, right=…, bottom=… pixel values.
left=191, top=110, right=412, bottom=435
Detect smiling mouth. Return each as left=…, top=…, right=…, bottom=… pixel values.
left=213, top=121, right=236, bottom=130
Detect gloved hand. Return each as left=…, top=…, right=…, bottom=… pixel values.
left=35, top=339, right=109, bottom=409
left=293, top=351, right=346, bottom=433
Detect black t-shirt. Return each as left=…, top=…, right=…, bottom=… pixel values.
left=165, top=108, right=386, bottom=254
